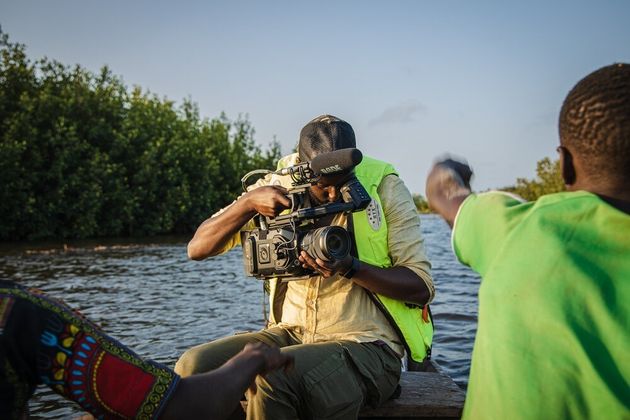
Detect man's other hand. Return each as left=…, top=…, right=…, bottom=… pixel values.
left=244, top=186, right=291, bottom=217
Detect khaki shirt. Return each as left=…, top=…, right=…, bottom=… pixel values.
left=214, top=162, right=434, bottom=357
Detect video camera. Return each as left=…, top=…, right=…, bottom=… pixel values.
left=240, top=148, right=371, bottom=281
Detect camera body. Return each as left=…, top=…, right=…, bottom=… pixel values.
left=240, top=153, right=370, bottom=281
left=242, top=223, right=351, bottom=279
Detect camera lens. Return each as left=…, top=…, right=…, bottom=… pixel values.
left=300, top=226, right=351, bottom=262
left=327, top=234, right=343, bottom=254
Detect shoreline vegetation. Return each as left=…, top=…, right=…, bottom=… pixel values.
left=1, top=31, right=280, bottom=241
left=1, top=30, right=564, bottom=240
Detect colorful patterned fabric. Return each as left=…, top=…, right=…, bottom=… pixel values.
left=0, top=280, right=179, bottom=420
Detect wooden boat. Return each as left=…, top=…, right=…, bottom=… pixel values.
left=242, top=359, right=465, bottom=419
left=359, top=360, right=465, bottom=419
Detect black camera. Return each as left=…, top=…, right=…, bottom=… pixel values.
left=240, top=149, right=371, bottom=281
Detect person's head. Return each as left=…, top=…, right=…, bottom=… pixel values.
left=298, top=115, right=357, bottom=204
left=558, top=63, right=630, bottom=192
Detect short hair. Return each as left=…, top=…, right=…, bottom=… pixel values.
left=559, top=63, right=630, bottom=183
left=298, top=115, right=356, bottom=162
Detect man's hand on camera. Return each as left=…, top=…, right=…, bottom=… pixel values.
left=298, top=251, right=354, bottom=278
left=244, top=186, right=291, bottom=217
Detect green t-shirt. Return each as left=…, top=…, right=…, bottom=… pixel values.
left=453, top=190, right=630, bottom=419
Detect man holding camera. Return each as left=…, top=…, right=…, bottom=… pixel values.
left=176, top=115, right=434, bottom=419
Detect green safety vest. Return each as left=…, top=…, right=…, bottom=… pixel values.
left=352, top=156, right=433, bottom=366
left=268, top=153, right=433, bottom=366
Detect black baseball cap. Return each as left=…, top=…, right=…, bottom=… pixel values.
left=298, top=115, right=357, bottom=162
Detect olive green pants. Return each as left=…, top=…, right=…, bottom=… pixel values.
left=174, top=327, right=401, bottom=420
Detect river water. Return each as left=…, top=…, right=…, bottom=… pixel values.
left=0, top=214, right=480, bottom=418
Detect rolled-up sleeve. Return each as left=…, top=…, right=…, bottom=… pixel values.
left=378, top=174, right=435, bottom=303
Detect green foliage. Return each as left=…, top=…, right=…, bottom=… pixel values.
left=412, top=193, right=431, bottom=214
left=0, top=32, right=281, bottom=240
left=503, top=157, right=565, bottom=201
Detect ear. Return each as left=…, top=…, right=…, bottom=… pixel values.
left=558, top=146, right=576, bottom=187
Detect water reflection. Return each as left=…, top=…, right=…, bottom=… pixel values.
left=0, top=215, right=480, bottom=418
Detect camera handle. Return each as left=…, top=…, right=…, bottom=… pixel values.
left=264, top=178, right=371, bottom=229
left=340, top=178, right=371, bottom=211
left=266, top=202, right=355, bottom=230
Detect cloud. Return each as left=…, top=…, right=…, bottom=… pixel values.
left=368, top=101, right=427, bottom=127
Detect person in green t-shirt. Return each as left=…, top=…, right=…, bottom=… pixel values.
left=426, top=63, right=630, bottom=419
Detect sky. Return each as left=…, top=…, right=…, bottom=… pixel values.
left=2, top=1, right=629, bottom=195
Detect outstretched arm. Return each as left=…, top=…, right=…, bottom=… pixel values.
left=160, top=342, right=293, bottom=420
left=425, top=159, right=473, bottom=227
left=187, top=186, right=291, bottom=260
